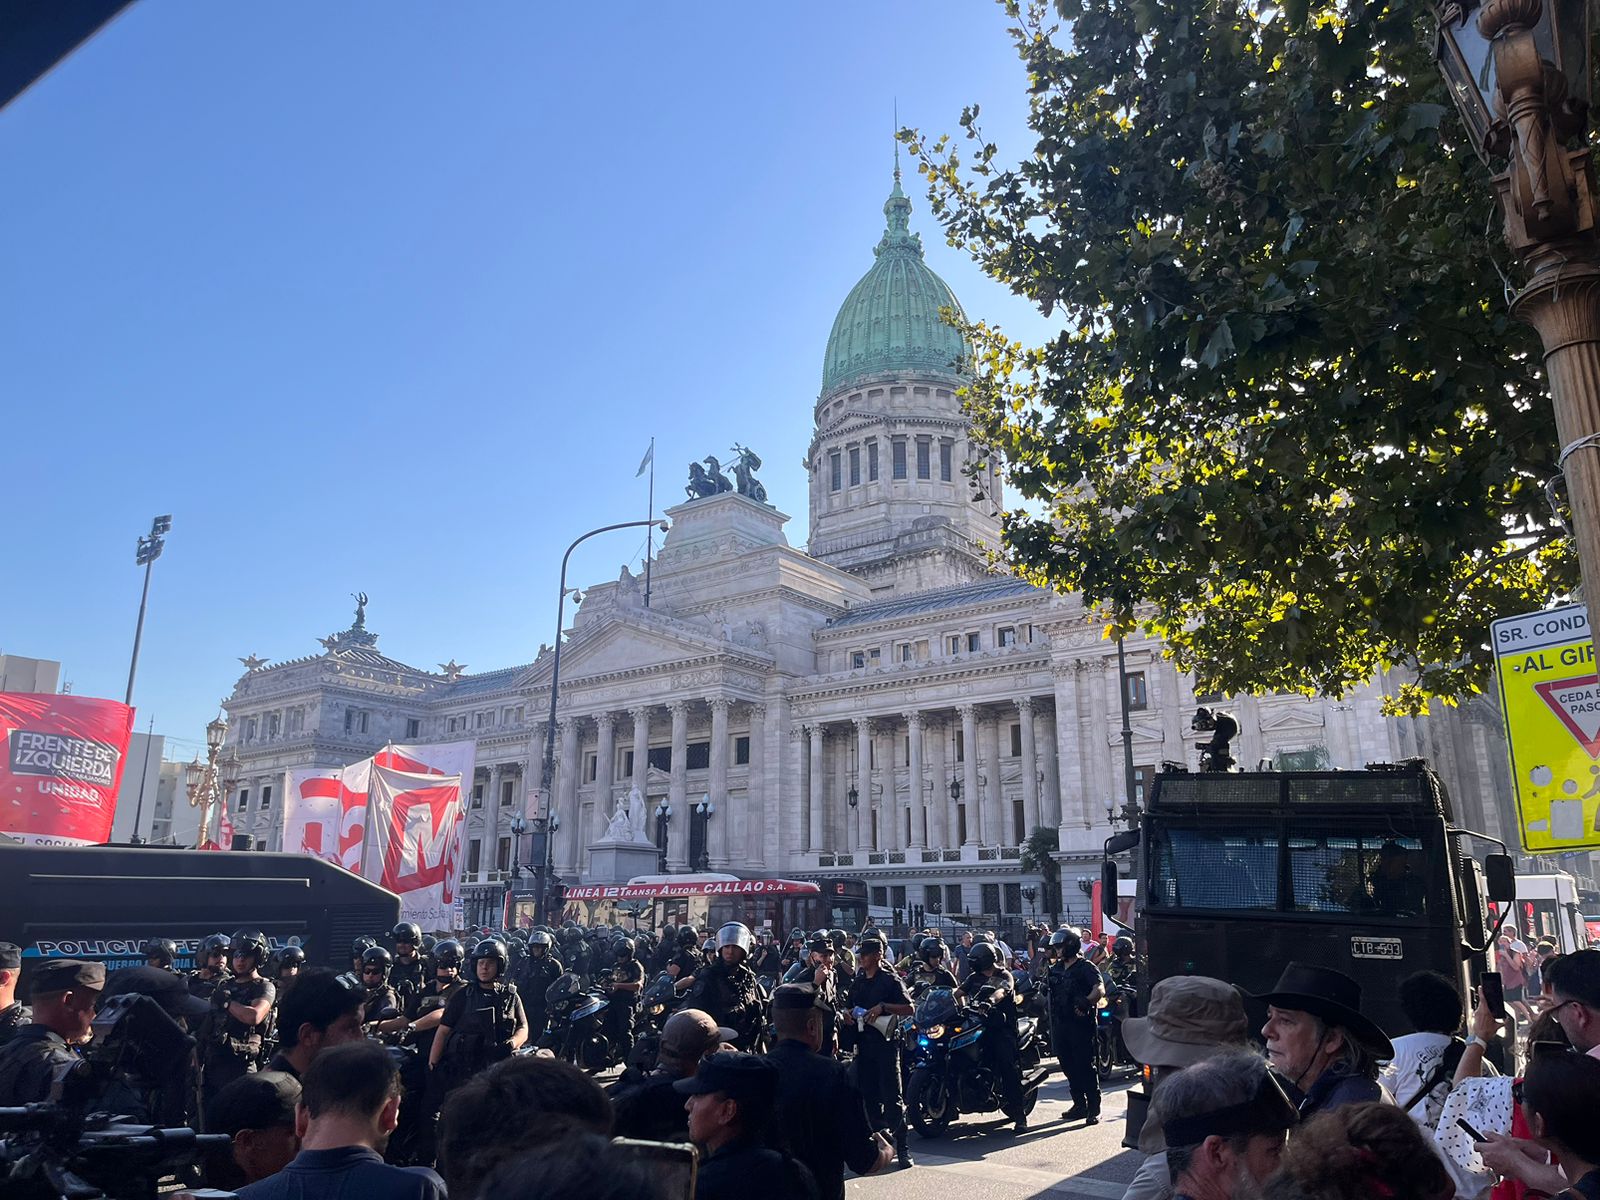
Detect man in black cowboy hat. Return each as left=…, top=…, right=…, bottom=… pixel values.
left=1253, top=961, right=1394, bottom=1118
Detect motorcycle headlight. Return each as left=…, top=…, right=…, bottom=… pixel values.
left=923, top=1023, right=945, bottom=1040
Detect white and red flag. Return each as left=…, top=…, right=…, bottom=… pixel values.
left=367, top=764, right=467, bottom=928
left=284, top=760, right=373, bottom=872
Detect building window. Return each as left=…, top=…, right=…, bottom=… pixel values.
left=476, top=711, right=491, bottom=729
left=955, top=729, right=964, bottom=762
left=1126, top=671, right=1149, bottom=711
left=916, top=437, right=931, bottom=479
left=245, top=717, right=257, bottom=742
left=260, top=785, right=273, bottom=810
left=981, top=883, right=1001, bottom=914
left=648, top=746, right=672, bottom=772
left=500, top=780, right=515, bottom=807
left=867, top=440, right=879, bottom=481
left=898, top=642, right=913, bottom=663
left=947, top=634, right=962, bottom=655
left=998, top=626, right=1016, bottom=647
left=966, top=631, right=981, bottom=653
left=852, top=651, right=866, bottom=670
left=467, top=840, right=482, bottom=875
left=945, top=883, right=962, bottom=914
left=1004, top=882, right=1022, bottom=914
left=735, top=736, right=751, bottom=765
left=622, top=751, right=634, bottom=776
left=237, top=788, right=250, bottom=812
left=848, top=446, right=861, bottom=486
left=1009, top=723, right=1022, bottom=757
left=448, top=716, right=461, bottom=733
left=496, top=837, right=511, bottom=873
left=267, top=712, right=280, bottom=739
left=514, top=706, right=524, bottom=722
left=405, top=718, right=420, bottom=739
left=940, top=439, right=953, bottom=482
left=1133, top=764, right=1155, bottom=806
left=871, top=886, right=888, bottom=907
left=584, top=753, right=597, bottom=783
left=471, top=784, right=484, bottom=810
left=892, top=439, right=908, bottom=480
left=686, top=741, right=711, bottom=770
left=890, top=884, right=907, bottom=908
left=829, top=452, right=842, bottom=492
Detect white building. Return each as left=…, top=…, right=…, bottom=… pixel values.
left=219, top=173, right=1519, bottom=926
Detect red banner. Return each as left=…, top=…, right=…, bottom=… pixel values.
left=564, top=878, right=821, bottom=902
left=0, top=693, right=135, bottom=846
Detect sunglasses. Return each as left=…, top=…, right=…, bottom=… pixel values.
left=361, top=968, right=385, bottom=976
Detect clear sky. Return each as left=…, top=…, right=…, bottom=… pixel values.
left=0, top=2, right=1057, bottom=756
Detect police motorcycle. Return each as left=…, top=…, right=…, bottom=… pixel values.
left=904, top=984, right=1048, bottom=1137
left=1095, top=980, right=1140, bottom=1074
left=626, top=970, right=681, bottom=1072
left=538, top=969, right=619, bottom=1070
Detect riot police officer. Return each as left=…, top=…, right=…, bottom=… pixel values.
left=188, top=932, right=231, bottom=1001
left=142, top=938, right=180, bottom=973
left=390, top=922, right=425, bottom=998
left=604, top=937, right=646, bottom=1061
left=844, top=934, right=914, bottom=1167
left=910, top=939, right=959, bottom=995
left=957, top=941, right=1028, bottom=1131
left=668, top=926, right=702, bottom=995
left=428, top=939, right=528, bottom=1093
left=0, top=943, right=28, bottom=1047
left=1043, top=928, right=1101, bottom=1124
left=517, top=930, right=563, bottom=1042
left=358, top=946, right=402, bottom=1026
left=350, top=935, right=378, bottom=976
left=685, top=924, right=764, bottom=1049
left=201, top=930, right=275, bottom=1102
left=751, top=929, right=783, bottom=978
left=272, top=944, right=306, bottom=990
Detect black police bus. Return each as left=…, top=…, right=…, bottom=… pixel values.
left=0, top=843, right=399, bottom=981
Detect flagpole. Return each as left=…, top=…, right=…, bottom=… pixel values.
left=644, top=436, right=656, bottom=609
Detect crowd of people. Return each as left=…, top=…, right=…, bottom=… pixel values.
left=0, top=923, right=1595, bottom=1200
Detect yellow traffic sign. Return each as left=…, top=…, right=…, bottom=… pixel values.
left=1492, top=604, right=1600, bottom=853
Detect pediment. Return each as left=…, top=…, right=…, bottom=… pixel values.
left=1258, top=706, right=1327, bottom=734
left=516, top=613, right=767, bottom=689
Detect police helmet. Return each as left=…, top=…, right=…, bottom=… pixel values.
left=142, top=937, right=178, bottom=967
left=473, top=938, right=507, bottom=975
left=830, top=929, right=848, bottom=949
left=352, top=935, right=378, bottom=961
left=361, top=945, right=394, bottom=974
left=909, top=934, right=926, bottom=956
left=1112, top=938, right=1134, bottom=957
left=392, top=922, right=422, bottom=946
left=528, top=930, right=554, bottom=950
left=968, top=942, right=1000, bottom=973
left=230, top=929, right=269, bottom=962
left=920, top=939, right=947, bottom=962
left=201, top=932, right=230, bottom=957
left=433, top=939, right=465, bottom=969
left=615, top=938, right=636, bottom=961
left=677, top=927, right=701, bottom=949
left=276, top=945, right=307, bottom=970
left=422, top=934, right=437, bottom=953
left=1049, top=929, right=1083, bottom=957
left=716, top=923, right=754, bottom=957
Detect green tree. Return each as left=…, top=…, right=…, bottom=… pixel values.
left=1019, top=824, right=1062, bottom=923
left=908, top=0, right=1574, bottom=712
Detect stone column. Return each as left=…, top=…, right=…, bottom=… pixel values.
left=708, top=698, right=731, bottom=867
left=593, top=712, right=615, bottom=845
left=630, top=707, right=651, bottom=799
left=1017, top=696, right=1040, bottom=837
left=556, top=717, right=580, bottom=874
left=808, top=724, right=826, bottom=852
left=831, top=727, right=849, bottom=852
left=1037, top=702, right=1061, bottom=828
left=854, top=717, right=873, bottom=853
left=486, top=764, right=503, bottom=872
left=981, top=711, right=1005, bottom=845
left=959, top=704, right=980, bottom=846
left=790, top=724, right=809, bottom=852
left=927, top=715, right=948, bottom=849
left=875, top=722, right=894, bottom=850
left=746, top=704, right=767, bottom=866
left=1085, top=661, right=1113, bottom=826
left=906, top=711, right=927, bottom=849
left=667, top=702, right=689, bottom=871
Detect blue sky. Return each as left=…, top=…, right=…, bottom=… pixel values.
left=0, top=2, right=1057, bottom=754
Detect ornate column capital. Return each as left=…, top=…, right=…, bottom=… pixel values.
left=789, top=724, right=805, bottom=743
left=956, top=703, right=978, bottom=722
left=593, top=711, right=616, bottom=732
left=708, top=697, right=734, bottom=715
left=556, top=715, right=577, bottom=735
left=853, top=715, right=872, bottom=734
left=905, top=710, right=925, bottom=730
left=746, top=703, right=767, bottom=722
left=1015, top=695, right=1035, bottom=715
left=666, top=700, right=691, bottom=719
left=628, top=705, right=653, bottom=723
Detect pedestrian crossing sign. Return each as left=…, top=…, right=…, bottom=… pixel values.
left=1491, top=604, right=1600, bottom=853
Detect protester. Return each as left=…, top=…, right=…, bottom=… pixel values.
left=1261, top=1101, right=1454, bottom=1200
left=474, top=1131, right=667, bottom=1200
left=203, top=1071, right=302, bottom=1192
left=0, top=960, right=103, bottom=1105
left=1119, top=975, right=1253, bottom=1200
left=612, top=1008, right=732, bottom=1142
left=674, top=1051, right=818, bottom=1200
left=238, top=1040, right=444, bottom=1199
left=1379, top=970, right=1465, bottom=1132
left=1492, top=1048, right=1600, bottom=1199
left=1254, top=963, right=1393, bottom=1116
left=1156, top=1050, right=1298, bottom=1200
left=435, top=1053, right=612, bottom=1198
left=266, top=968, right=365, bottom=1079
left=1542, top=949, right=1600, bottom=1056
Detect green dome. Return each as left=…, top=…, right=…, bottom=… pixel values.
left=821, top=173, right=971, bottom=397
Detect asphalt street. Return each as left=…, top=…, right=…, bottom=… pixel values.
left=849, top=1067, right=1145, bottom=1200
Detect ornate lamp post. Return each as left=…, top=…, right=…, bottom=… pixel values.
left=1433, top=0, right=1600, bottom=610
left=693, top=796, right=715, bottom=871
left=185, top=715, right=240, bottom=849
left=1022, top=885, right=1037, bottom=922
left=654, top=800, right=673, bottom=874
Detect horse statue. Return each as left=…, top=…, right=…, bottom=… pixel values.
left=702, top=456, right=735, bottom=494
left=686, top=461, right=718, bottom=500
left=728, top=445, right=767, bottom=502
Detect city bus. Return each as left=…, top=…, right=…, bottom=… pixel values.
left=559, top=874, right=869, bottom=939
left=1506, top=871, right=1589, bottom=952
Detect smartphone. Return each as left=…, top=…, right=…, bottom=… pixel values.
left=611, top=1138, right=697, bottom=1200
left=1456, top=1116, right=1488, bottom=1143
left=1481, top=971, right=1506, bottom=1020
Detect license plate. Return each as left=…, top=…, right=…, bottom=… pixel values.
left=1350, top=936, right=1403, bottom=960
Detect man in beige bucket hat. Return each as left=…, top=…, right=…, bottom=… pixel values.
left=1119, top=976, right=1251, bottom=1200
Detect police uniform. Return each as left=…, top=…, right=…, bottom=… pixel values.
left=957, top=959, right=1027, bottom=1124
left=202, top=973, right=275, bottom=1101
left=406, top=975, right=466, bottom=1063
left=673, top=1053, right=819, bottom=1200
left=362, top=981, right=401, bottom=1025
left=766, top=987, right=883, bottom=1200
left=435, top=980, right=526, bottom=1091
left=0, top=943, right=30, bottom=1047
left=1045, top=953, right=1102, bottom=1120
left=390, top=954, right=425, bottom=999
left=605, top=954, right=646, bottom=1060
left=911, top=963, right=959, bottom=994
left=187, top=966, right=230, bottom=1002
left=516, top=947, right=564, bottom=1040
left=844, top=944, right=912, bottom=1159
left=0, top=960, right=103, bottom=1105
left=685, top=959, right=762, bottom=1049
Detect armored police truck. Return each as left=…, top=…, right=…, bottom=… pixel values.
left=0, top=843, right=399, bottom=980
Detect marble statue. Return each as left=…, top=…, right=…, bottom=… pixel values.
left=627, top=786, right=649, bottom=843
left=604, top=798, right=632, bottom=841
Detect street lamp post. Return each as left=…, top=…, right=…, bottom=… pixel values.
left=654, top=800, right=673, bottom=874
left=1432, top=0, right=1600, bottom=614
left=1023, top=885, right=1037, bottom=923
left=694, top=797, right=715, bottom=871
left=185, top=715, right=240, bottom=849
left=534, top=518, right=670, bottom=924
left=125, top=515, right=172, bottom=707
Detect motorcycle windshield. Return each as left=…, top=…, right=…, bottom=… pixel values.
left=546, top=972, right=582, bottom=1006
left=915, top=988, right=958, bottom=1027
